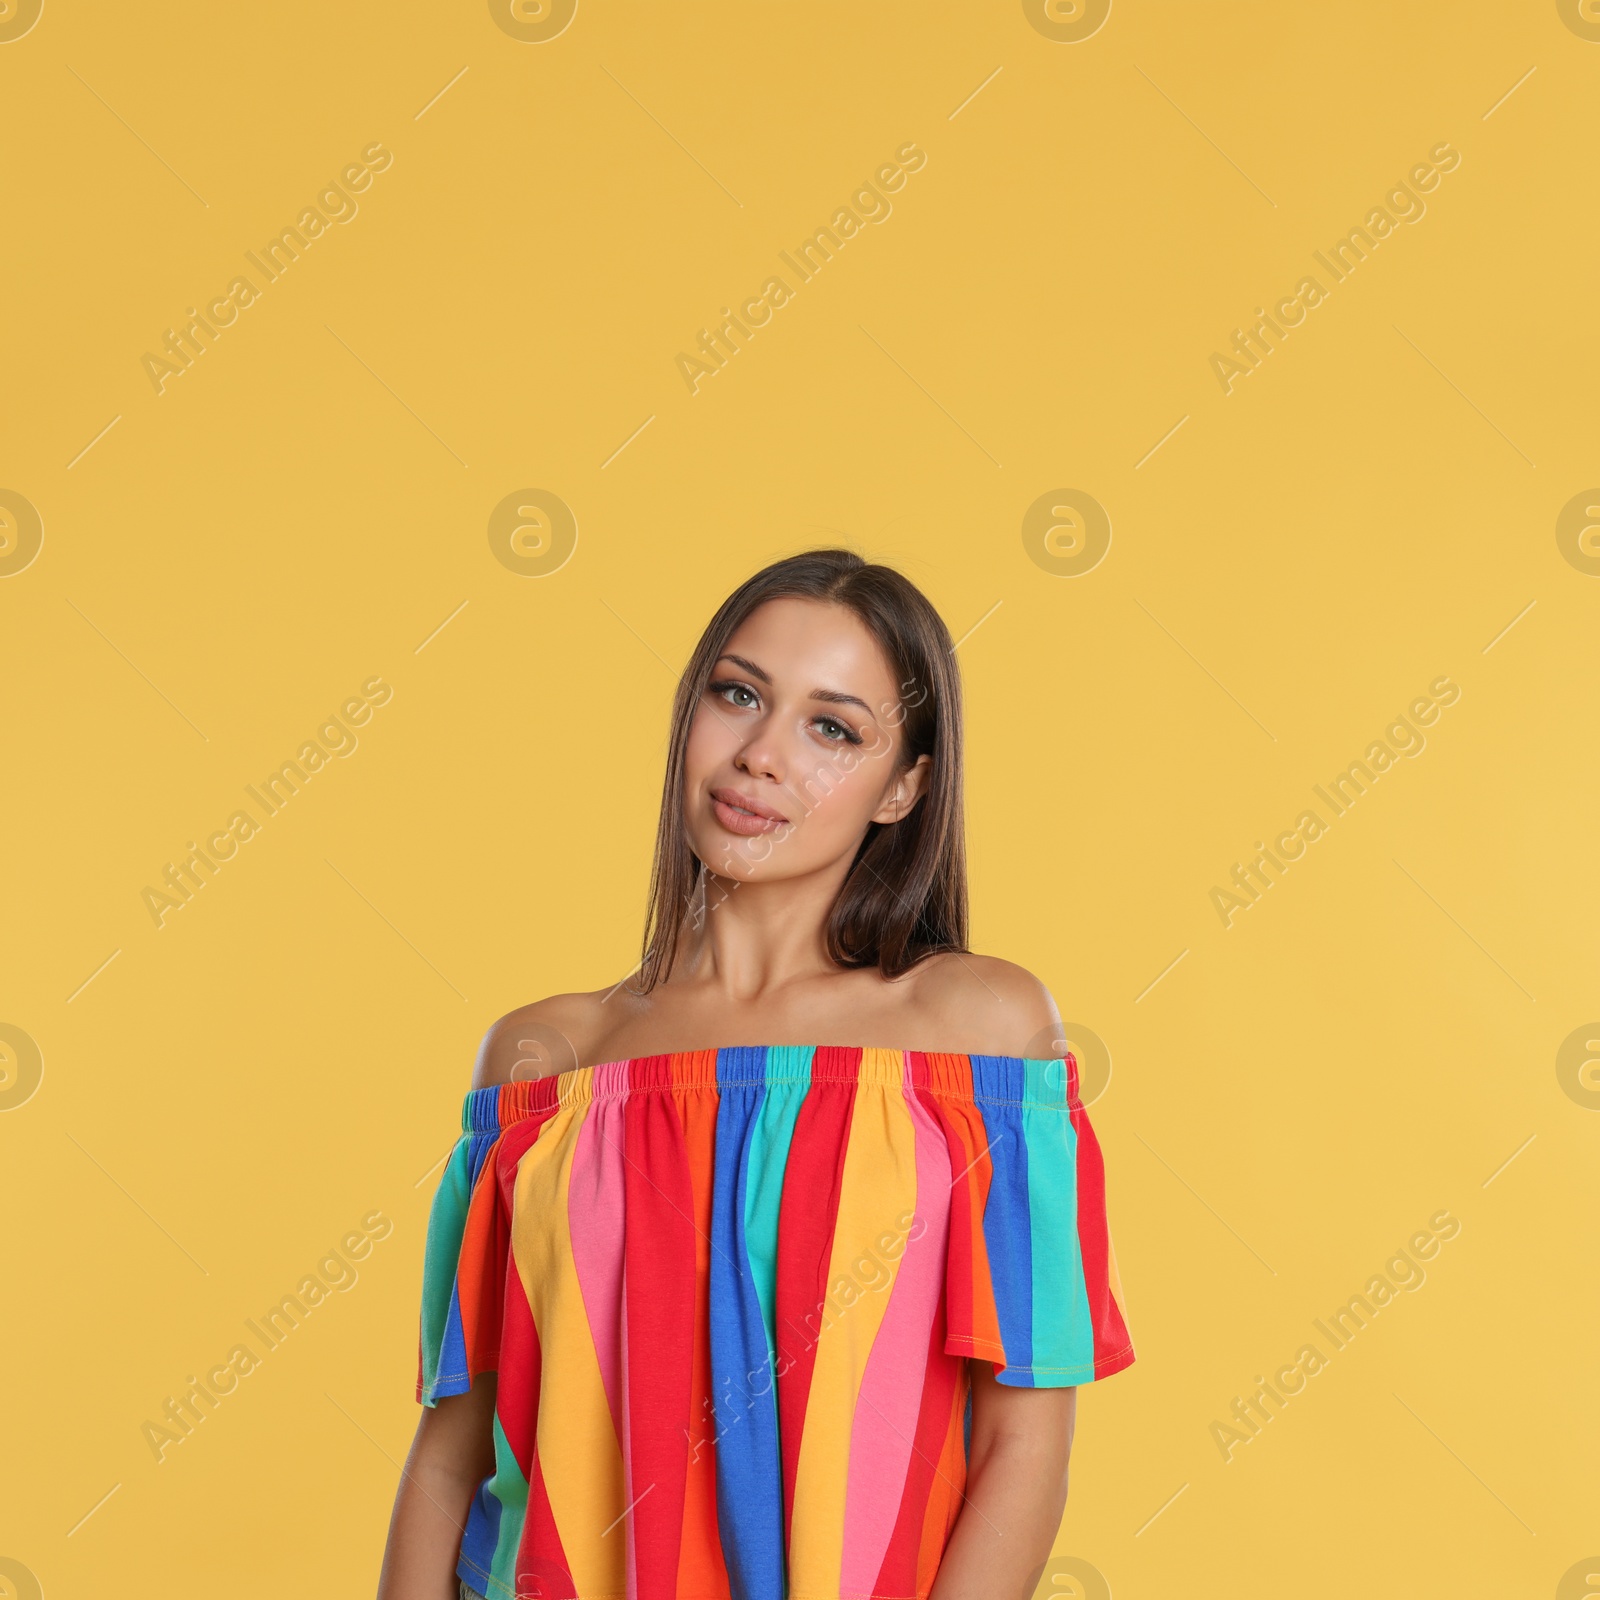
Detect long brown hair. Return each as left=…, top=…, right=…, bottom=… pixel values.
left=636, top=548, right=968, bottom=991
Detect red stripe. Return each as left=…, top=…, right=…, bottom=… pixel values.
left=773, top=1045, right=860, bottom=1545
left=915, top=1060, right=1003, bottom=1359
left=519, top=1452, right=578, bottom=1600
left=500, top=1093, right=575, bottom=1594
left=1067, top=1058, right=1134, bottom=1375
left=497, top=1250, right=540, bottom=1472
left=623, top=1057, right=697, bottom=1600
left=510, top=1261, right=577, bottom=1598
left=495, top=1111, right=557, bottom=1474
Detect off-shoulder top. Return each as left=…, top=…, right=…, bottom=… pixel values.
left=415, top=1044, right=1136, bottom=1600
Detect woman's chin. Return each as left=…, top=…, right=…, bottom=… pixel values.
left=689, top=831, right=796, bottom=883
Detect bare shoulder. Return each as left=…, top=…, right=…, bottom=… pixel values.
left=904, top=951, right=1064, bottom=1057
left=470, top=989, right=608, bottom=1089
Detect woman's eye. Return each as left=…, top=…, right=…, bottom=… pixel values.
left=815, top=717, right=863, bottom=745
left=714, top=681, right=758, bottom=709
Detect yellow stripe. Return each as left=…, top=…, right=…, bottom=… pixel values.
left=512, top=1108, right=626, bottom=1594
left=788, top=1050, right=919, bottom=1595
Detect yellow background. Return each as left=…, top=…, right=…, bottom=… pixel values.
left=3, top=1, right=1596, bottom=1595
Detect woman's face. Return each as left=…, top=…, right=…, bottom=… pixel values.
left=683, top=597, right=931, bottom=883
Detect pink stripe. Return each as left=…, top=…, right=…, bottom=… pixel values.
left=566, top=1087, right=628, bottom=1439
left=838, top=1064, right=954, bottom=1592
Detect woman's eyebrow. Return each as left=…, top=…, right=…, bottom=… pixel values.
left=718, top=654, right=873, bottom=715
left=718, top=653, right=771, bottom=684
left=811, top=687, right=873, bottom=713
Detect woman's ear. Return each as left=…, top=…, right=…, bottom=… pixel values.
left=871, top=752, right=932, bottom=825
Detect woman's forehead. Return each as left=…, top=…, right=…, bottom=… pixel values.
left=724, top=599, right=896, bottom=688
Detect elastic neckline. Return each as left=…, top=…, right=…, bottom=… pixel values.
left=459, top=1045, right=1081, bottom=1128
left=567, top=1044, right=1068, bottom=1076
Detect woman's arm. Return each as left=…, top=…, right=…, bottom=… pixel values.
left=375, top=1373, right=498, bottom=1600
left=377, top=1011, right=555, bottom=1598
left=928, top=1363, right=1078, bottom=1600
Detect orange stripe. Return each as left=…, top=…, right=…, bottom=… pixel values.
left=916, top=1377, right=969, bottom=1593
left=948, top=1092, right=1004, bottom=1355
left=455, top=1133, right=506, bottom=1374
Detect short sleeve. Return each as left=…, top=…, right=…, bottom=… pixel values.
left=941, top=1052, right=1136, bottom=1388
left=416, top=1086, right=512, bottom=1406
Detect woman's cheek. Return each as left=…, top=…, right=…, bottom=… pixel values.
left=820, top=761, right=882, bottom=839
left=683, top=710, right=725, bottom=777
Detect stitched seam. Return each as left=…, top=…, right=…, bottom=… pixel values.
left=945, top=1335, right=1135, bottom=1375
left=424, top=1360, right=499, bottom=1398
left=456, top=1552, right=515, bottom=1599
left=463, top=1583, right=927, bottom=1600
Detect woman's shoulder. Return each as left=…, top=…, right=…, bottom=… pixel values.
left=466, top=955, right=1066, bottom=1089
left=901, top=950, right=1066, bottom=1058
left=470, top=989, right=611, bottom=1089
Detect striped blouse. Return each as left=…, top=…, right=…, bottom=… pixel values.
left=416, top=1045, right=1135, bottom=1600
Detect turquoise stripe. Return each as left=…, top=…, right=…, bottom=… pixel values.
left=484, top=1409, right=528, bottom=1595
left=743, top=1045, right=814, bottom=1357
left=1022, top=1094, right=1097, bottom=1382
left=1021, top=1056, right=1070, bottom=1112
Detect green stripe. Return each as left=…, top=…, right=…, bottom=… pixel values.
left=743, top=1045, right=814, bottom=1360
left=1022, top=1100, right=1097, bottom=1382
left=418, top=1134, right=475, bottom=1401
left=485, top=1409, right=529, bottom=1595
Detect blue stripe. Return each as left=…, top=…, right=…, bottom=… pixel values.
left=457, top=1414, right=510, bottom=1586
left=479, top=1410, right=526, bottom=1597
left=970, top=1055, right=1036, bottom=1386
left=709, top=1047, right=788, bottom=1600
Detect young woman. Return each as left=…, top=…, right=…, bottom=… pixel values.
left=376, top=549, right=1136, bottom=1600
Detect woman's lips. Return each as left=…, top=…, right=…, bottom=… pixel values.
left=710, top=790, right=789, bottom=836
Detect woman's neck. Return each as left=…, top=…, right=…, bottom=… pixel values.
left=667, top=862, right=852, bottom=1000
